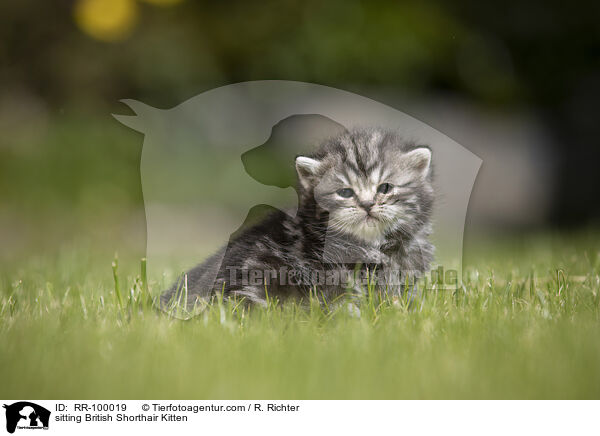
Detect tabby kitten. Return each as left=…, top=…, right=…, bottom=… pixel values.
left=161, top=128, right=434, bottom=309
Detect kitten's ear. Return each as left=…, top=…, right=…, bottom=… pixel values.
left=405, top=147, right=432, bottom=179
left=295, top=156, right=322, bottom=189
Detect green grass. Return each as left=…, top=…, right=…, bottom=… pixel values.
left=1, top=232, right=600, bottom=399
left=2, top=116, right=597, bottom=399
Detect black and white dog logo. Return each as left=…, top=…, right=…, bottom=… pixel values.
left=3, top=402, right=50, bottom=434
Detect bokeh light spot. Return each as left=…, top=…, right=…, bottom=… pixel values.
left=74, top=0, right=138, bottom=42
left=139, top=0, right=184, bottom=6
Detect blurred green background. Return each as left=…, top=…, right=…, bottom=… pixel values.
left=1, top=0, right=599, bottom=264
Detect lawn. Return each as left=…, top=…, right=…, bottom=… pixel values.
left=1, top=118, right=598, bottom=399
left=1, top=231, right=599, bottom=399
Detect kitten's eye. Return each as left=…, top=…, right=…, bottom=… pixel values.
left=336, top=188, right=354, bottom=198
left=377, top=183, right=393, bottom=194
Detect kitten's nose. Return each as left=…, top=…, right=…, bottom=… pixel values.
left=359, top=200, right=375, bottom=212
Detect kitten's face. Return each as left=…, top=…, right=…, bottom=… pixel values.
left=296, top=130, right=433, bottom=244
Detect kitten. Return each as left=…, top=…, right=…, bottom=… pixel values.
left=160, top=127, right=434, bottom=310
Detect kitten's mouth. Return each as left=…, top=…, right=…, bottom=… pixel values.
left=364, top=212, right=381, bottom=223
left=330, top=212, right=387, bottom=242
left=361, top=214, right=384, bottom=233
